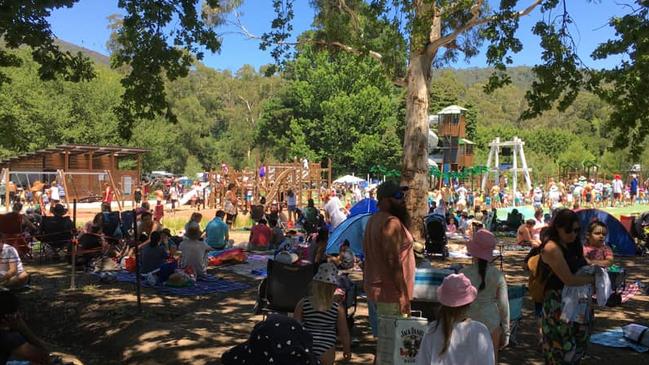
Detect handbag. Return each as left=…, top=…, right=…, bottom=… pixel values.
left=376, top=313, right=429, bottom=365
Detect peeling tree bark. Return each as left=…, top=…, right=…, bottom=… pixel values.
left=401, top=15, right=439, bottom=240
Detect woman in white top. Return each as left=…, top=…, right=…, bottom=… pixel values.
left=460, top=229, right=509, bottom=363
left=416, top=273, right=494, bottom=365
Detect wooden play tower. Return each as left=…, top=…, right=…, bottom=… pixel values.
left=207, top=159, right=332, bottom=209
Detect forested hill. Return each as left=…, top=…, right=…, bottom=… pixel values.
left=0, top=41, right=644, bottom=179
left=54, top=39, right=111, bottom=66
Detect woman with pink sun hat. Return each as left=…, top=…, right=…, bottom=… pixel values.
left=415, top=273, right=494, bottom=365
left=460, top=229, right=510, bottom=363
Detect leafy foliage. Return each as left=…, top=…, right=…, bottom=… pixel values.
left=590, top=1, right=649, bottom=153
left=0, top=0, right=95, bottom=85
left=256, top=47, right=403, bottom=174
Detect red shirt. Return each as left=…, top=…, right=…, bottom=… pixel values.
left=249, top=224, right=272, bottom=247
left=583, top=244, right=613, bottom=262
left=102, top=186, right=113, bottom=203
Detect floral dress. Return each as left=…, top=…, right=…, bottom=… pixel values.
left=541, top=244, right=590, bottom=364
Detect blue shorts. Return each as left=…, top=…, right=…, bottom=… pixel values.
left=288, top=205, right=297, bottom=212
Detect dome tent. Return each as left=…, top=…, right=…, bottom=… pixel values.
left=326, top=213, right=372, bottom=257
left=575, top=209, right=636, bottom=256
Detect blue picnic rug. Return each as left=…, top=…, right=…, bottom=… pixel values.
left=94, top=271, right=250, bottom=296
left=590, top=328, right=649, bottom=353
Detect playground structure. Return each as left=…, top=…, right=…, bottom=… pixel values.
left=481, top=137, right=533, bottom=204
left=206, top=159, right=333, bottom=210
left=0, top=144, right=148, bottom=212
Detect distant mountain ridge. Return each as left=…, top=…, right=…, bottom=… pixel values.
left=54, top=39, right=536, bottom=87
left=54, top=39, right=111, bottom=66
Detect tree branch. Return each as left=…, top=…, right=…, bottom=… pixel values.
left=227, top=10, right=383, bottom=61
left=425, top=0, right=542, bottom=56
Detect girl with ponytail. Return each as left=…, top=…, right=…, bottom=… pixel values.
left=460, top=229, right=510, bottom=364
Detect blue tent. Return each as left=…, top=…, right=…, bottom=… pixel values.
left=348, top=198, right=378, bottom=217
left=576, top=209, right=636, bottom=256
left=326, top=213, right=372, bottom=257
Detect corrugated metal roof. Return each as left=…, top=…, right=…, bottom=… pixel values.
left=0, top=144, right=148, bottom=165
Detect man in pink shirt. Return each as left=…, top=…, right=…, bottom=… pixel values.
left=362, top=181, right=415, bottom=339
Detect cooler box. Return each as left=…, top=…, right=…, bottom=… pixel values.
left=413, top=268, right=453, bottom=302
left=620, top=215, right=634, bottom=234
left=376, top=315, right=429, bottom=365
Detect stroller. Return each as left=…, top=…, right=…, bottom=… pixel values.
left=424, top=213, right=448, bottom=258
left=632, top=212, right=649, bottom=256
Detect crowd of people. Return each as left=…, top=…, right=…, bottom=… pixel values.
left=0, top=169, right=628, bottom=364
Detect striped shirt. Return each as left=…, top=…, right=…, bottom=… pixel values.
left=302, top=296, right=339, bottom=356
left=0, top=244, right=24, bottom=274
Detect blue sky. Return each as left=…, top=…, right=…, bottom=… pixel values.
left=48, top=1, right=628, bottom=72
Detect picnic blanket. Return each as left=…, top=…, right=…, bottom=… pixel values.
left=590, top=328, right=649, bottom=352
left=621, top=282, right=641, bottom=303
left=93, top=271, right=249, bottom=296
left=218, top=254, right=271, bottom=280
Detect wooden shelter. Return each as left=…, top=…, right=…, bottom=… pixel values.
left=0, top=144, right=148, bottom=210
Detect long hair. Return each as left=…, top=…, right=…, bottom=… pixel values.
left=434, top=303, right=470, bottom=356
left=149, top=231, right=161, bottom=248
left=477, top=259, right=488, bottom=291
left=542, top=208, right=583, bottom=257
left=311, top=280, right=336, bottom=312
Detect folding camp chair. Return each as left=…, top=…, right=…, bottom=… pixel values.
left=507, top=284, right=526, bottom=346
left=258, top=259, right=315, bottom=316
left=37, top=216, right=74, bottom=262
left=0, top=213, right=31, bottom=259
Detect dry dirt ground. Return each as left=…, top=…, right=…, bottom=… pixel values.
left=15, top=214, right=649, bottom=365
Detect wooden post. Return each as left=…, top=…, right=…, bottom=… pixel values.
left=327, top=158, right=332, bottom=187
left=133, top=209, right=142, bottom=313
left=70, top=199, right=77, bottom=290
left=2, top=168, right=9, bottom=212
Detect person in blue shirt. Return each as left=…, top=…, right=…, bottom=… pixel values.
left=630, top=174, right=639, bottom=205
left=205, top=210, right=229, bottom=249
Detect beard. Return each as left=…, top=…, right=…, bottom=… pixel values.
left=390, top=201, right=411, bottom=229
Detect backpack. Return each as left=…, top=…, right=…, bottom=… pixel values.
left=526, top=245, right=549, bottom=303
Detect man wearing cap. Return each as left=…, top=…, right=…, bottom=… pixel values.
left=362, top=181, right=415, bottom=338
left=612, top=174, right=624, bottom=207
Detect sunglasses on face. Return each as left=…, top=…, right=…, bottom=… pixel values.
left=392, top=191, right=406, bottom=200
left=566, top=226, right=581, bottom=234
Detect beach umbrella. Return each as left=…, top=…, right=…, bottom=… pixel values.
left=334, top=175, right=365, bottom=184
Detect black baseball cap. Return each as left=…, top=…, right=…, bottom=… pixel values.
left=376, top=181, right=409, bottom=201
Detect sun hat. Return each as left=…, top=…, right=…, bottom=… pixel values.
left=376, top=181, right=409, bottom=201
left=221, top=315, right=319, bottom=365
left=312, top=262, right=338, bottom=285
left=52, top=203, right=67, bottom=215
left=436, top=273, right=478, bottom=308
left=466, top=229, right=497, bottom=261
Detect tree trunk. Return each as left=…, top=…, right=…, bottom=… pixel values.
left=401, top=54, right=433, bottom=240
